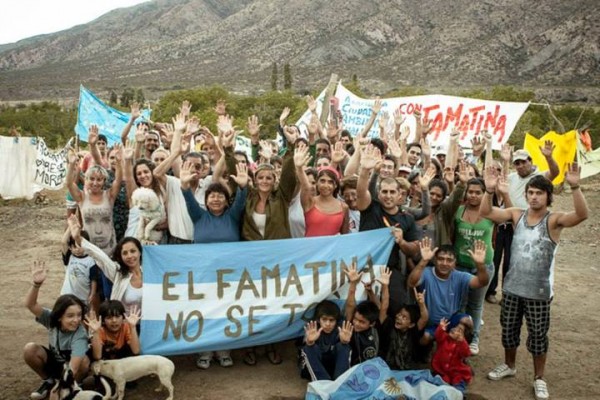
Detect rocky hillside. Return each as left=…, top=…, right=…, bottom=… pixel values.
left=0, top=0, right=598, bottom=100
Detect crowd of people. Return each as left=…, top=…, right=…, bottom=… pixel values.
left=24, top=97, right=588, bottom=400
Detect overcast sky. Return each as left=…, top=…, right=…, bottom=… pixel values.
left=0, top=0, right=150, bottom=45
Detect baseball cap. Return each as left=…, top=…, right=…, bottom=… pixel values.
left=512, top=149, right=531, bottom=163
left=435, top=145, right=448, bottom=156
left=398, top=165, right=412, bottom=174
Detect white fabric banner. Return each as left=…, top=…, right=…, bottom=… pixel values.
left=0, top=136, right=39, bottom=199
left=296, top=83, right=529, bottom=150
left=34, top=138, right=68, bottom=190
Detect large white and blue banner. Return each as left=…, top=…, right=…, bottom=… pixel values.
left=140, top=229, right=395, bottom=356
left=75, top=85, right=151, bottom=145
left=296, top=83, right=529, bottom=150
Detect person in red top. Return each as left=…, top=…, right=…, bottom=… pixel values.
left=432, top=317, right=473, bottom=394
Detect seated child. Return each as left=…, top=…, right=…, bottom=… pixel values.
left=86, top=300, right=141, bottom=361
left=300, top=300, right=353, bottom=381
left=343, top=262, right=392, bottom=366
left=379, top=287, right=429, bottom=370
left=60, top=228, right=98, bottom=308
left=23, top=261, right=91, bottom=400
left=432, top=317, right=473, bottom=393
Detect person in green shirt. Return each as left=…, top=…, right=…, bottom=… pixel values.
left=453, top=178, right=496, bottom=356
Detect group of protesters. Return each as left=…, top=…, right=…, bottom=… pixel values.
left=23, top=96, right=588, bottom=400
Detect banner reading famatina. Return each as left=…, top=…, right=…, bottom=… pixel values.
left=296, top=83, right=529, bottom=150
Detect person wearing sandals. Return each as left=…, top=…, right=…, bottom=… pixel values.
left=239, top=115, right=299, bottom=366
left=481, top=166, right=588, bottom=400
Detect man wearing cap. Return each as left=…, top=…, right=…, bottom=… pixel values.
left=508, top=141, right=558, bottom=209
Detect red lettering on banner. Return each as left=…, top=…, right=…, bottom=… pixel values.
left=443, top=104, right=463, bottom=131
left=495, top=116, right=507, bottom=142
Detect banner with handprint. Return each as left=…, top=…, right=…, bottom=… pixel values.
left=296, top=83, right=529, bottom=150
left=140, top=228, right=395, bottom=356
left=75, top=85, right=151, bottom=145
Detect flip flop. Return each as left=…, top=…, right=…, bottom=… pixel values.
left=265, top=345, right=282, bottom=365
left=243, top=349, right=257, bottom=366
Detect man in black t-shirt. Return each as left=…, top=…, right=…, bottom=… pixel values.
left=357, top=145, right=420, bottom=311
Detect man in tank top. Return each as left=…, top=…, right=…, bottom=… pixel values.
left=480, top=164, right=588, bottom=400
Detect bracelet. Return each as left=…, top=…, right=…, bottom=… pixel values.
left=570, top=185, right=580, bottom=191
left=32, top=282, right=42, bottom=288
left=485, top=189, right=494, bottom=194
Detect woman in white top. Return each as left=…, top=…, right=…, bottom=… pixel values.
left=68, top=216, right=143, bottom=314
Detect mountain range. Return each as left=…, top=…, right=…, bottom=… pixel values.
left=0, top=0, right=599, bottom=102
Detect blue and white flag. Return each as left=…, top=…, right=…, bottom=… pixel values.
left=75, top=85, right=151, bottom=145
left=140, top=229, right=395, bottom=356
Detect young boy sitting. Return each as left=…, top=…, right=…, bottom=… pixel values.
left=343, top=262, right=392, bottom=366
left=300, top=300, right=353, bottom=381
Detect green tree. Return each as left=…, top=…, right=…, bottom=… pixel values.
left=135, top=88, right=145, bottom=105
left=271, top=62, right=278, bottom=91
left=283, top=63, right=292, bottom=90
left=109, top=90, right=118, bottom=105
left=120, top=88, right=135, bottom=108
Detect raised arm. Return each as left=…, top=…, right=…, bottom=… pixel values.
left=377, top=267, right=392, bottom=324
left=294, top=143, right=314, bottom=211
left=66, top=150, right=83, bottom=203
left=358, top=98, right=382, bottom=138
left=154, top=113, right=186, bottom=186
left=343, top=261, right=364, bottom=321
left=121, top=103, right=141, bottom=146
left=540, top=140, right=559, bottom=181
left=180, top=161, right=205, bottom=222
left=24, top=261, right=48, bottom=318
left=468, top=240, right=490, bottom=288
left=555, top=163, right=589, bottom=228
left=88, top=125, right=104, bottom=167
left=356, top=145, right=379, bottom=211
left=480, top=166, right=516, bottom=223
left=413, top=287, right=429, bottom=331
left=108, top=144, right=123, bottom=201
left=407, top=237, right=437, bottom=288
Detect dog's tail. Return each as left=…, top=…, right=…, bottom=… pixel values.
left=97, top=376, right=112, bottom=400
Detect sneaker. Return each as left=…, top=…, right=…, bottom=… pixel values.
left=487, top=363, right=517, bottom=381
left=469, top=342, right=480, bottom=356
left=218, top=356, right=234, bottom=367
left=196, top=356, right=211, bottom=370
left=30, top=379, right=55, bottom=400
left=486, top=294, right=499, bottom=304
left=534, top=378, right=549, bottom=400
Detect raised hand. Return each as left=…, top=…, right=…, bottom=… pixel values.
left=471, top=136, right=485, bottom=158
left=294, top=142, right=312, bottom=167
left=419, top=237, right=438, bottom=262
left=231, top=162, right=249, bottom=188
left=376, top=267, right=392, bottom=286
left=279, top=106, right=291, bottom=124
left=457, top=161, right=469, bottom=184
left=393, top=109, right=405, bottom=127
left=467, top=239, right=487, bottom=265
left=283, top=125, right=299, bottom=145
left=420, top=165, right=436, bottom=190
left=171, top=112, right=186, bottom=133
left=180, top=100, right=192, bottom=118
left=123, top=140, right=135, bottom=160
left=306, top=95, right=317, bottom=113
left=413, top=287, right=426, bottom=305
left=450, top=127, right=460, bottom=142
left=126, top=305, right=142, bottom=326
left=88, top=125, right=99, bottom=145
left=304, top=320, right=322, bottom=345
left=214, top=99, right=227, bottom=116
left=360, top=144, right=379, bottom=170
left=307, top=113, right=321, bottom=137
left=371, top=97, right=382, bottom=114
left=497, top=173, right=509, bottom=195
left=388, top=139, right=402, bottom=159
left=217, top=115, right=234, bottom=135
left=130, top=102, right=141, bottom=121
left=400, top=125, right=411, bottom=141
left=67, top=214, right=82, bottom=242
left=134, top=124, right=146, bottom=143
left=420, top=138, right=431, bottom=158
left=342, top=261, right=363, bottom=285
left=500, top=143, right=513, bottom=162
left=483, top=165, right=499, bottom=192
left=67, top=150, right=79, bottom=165
left=326, top=121, right=340, bottom=141
left=540, top=140, right=555, bottom=158
left=338, top=320, right=354, bottom=344
left=564, top=162, right=581, bottom=187
left=331, top=141, right=346, bottom=164
left=443, top=167, right=455, bottom=185
left=85, top=310, right=102, bottom=332
left=31, top=260, right=48, bottom=285
left=378, top=111, right=390, bottom=132
left=247, top=115, right=261, bottom=139
left=259, top=140, right=273, bottom=161
left=186, top=116, right=200, bottom=138
left=180, top=161, right=200, bottom=185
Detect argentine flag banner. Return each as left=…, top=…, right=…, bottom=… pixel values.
left=75, top=85, right=151, bottom=145
left=140, top=229, right=395, bottom=356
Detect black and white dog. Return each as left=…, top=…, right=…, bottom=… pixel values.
left=56, top=365, right=111, bottom=400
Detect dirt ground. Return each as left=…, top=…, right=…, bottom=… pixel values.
left=1, top=182, right=599, bottom=400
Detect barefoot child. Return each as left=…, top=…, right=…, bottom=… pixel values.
left=86, top=300, right=141, bottom=361
left=23, top=261, right=91, bottom=400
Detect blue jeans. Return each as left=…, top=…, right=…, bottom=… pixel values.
left=457, top=263, right=495, bottom=344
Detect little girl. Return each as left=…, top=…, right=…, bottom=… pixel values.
left=85, top=300, right=140, bottom=361
left=379, top=287, right=429, bottom=370
left=23, top=261, right=91, bottom=400
left=432, top=317, right=473, bottom=393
